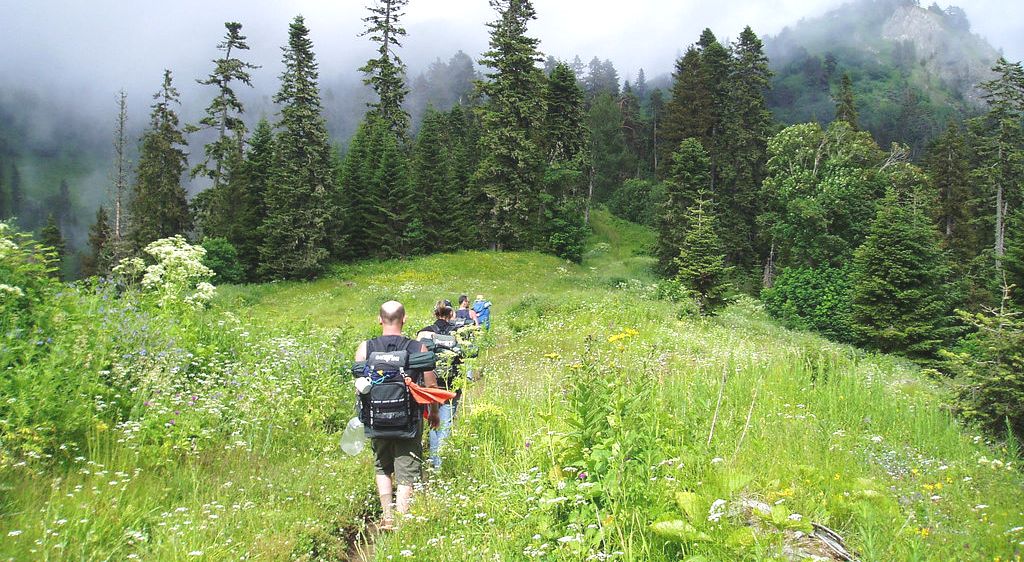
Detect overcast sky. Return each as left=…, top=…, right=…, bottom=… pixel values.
left=2, top=0, right=1021, bottom=116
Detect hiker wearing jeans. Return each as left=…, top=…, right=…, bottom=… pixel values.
left=354, top=300, right=439, bottom=530
left=417, top=300, right=463, bottom=469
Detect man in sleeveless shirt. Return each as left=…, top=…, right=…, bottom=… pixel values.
left=354, top=301, right=440, bottom=529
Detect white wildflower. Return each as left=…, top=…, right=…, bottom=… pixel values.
left=708, top=499, right=728, bottom=522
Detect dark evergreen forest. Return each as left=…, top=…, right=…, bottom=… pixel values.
left=1, top=0, right=1023, bottom=434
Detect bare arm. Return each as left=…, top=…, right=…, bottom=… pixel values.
left=419, top=342, right=439, bottom=389
left=354, top=341, right=367, bottom=362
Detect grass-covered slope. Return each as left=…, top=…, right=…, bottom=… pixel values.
left=2, top=210, right=1022, bottom=560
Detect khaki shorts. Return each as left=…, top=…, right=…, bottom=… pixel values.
left=371, top=435, right=423, bottom=485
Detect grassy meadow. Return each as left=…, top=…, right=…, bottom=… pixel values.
left=2, top=210, right=1023, bottom=561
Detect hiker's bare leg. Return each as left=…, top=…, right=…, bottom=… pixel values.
left=396, top=484, right=414, bottom=514
left=376, top=474, right=394, bottom=522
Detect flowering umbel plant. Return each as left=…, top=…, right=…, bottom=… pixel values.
left=114, top=236, right=216, bottom=309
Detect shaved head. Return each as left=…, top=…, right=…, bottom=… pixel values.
left=379, top=300, right=406, bottom=327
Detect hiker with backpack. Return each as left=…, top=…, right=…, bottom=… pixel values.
left=353, top=300, right=441, bottom=530
left=472, top=294, right=492, bottom=330
left=417, top=300, right=466, bottom=469
left=455, top=294, right=477, bottom=328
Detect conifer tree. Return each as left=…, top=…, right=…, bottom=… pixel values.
left=619, top=82, right=644, bottom=176
left=52, top=179, right=74, bottom=232
left=731, top=26, right=774, bottom=269
left=110, top=90, right=130, bottom=259
left=649, top=89, right=665, bottom=174
left=926, top=122, right=977, bottom=262
left=474, top=0, right=546, bottom=250
left=360, top=0, right=411, bottom=135
left=975, top=57, right=1024, bottom=265
left=588, top=93, right=628, bottom=202
left=373, top=129, right=415, bottom=257
left=260, top=15, right=337, bottom=279
left=0, top=159, right=6, bottom=219
left=10, top=164, right=23, bottom=223
left=657, top=138, right=710, bottom=275
left=542, top=62, right=586, bottom=164
left=445, top=105, right=484, bottom=247
left=235, top=118, right=273, bottom=278
left=40, top=215, right=66, bottom=278
left=674, top=198, right=732, bottom=315
left=634, top=68, right=648, bottom=104
left=127, top=70, right=191, bottom=251
left=411, top=108, right=448, bottom=253
left=660, top=47, right=704, bottom=175
left=83, top=206, right=112, bottom=277
left=338, top=117, right=379, bottom=260
left=850, top=189, right=951, bottom=361
left=1006, top=210, right=1024, bottom=307
left=834, top=72, right=859, bottom=130
left=948, top=282, right=1024, bottom=437
left=189, top=22, right=258, bottom=193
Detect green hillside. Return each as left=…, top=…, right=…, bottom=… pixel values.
left=765, top=0, right=999, bottom=154
left=2, top=211, right=1023, bottom=560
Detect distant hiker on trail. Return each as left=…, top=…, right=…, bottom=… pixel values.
left=454, top=294, right=477, bottom=328
left=417, top=300, right=465, bottom=469
left=472, top=294, right=492, bottom=330
left=354, top=300, right=440, bottom=530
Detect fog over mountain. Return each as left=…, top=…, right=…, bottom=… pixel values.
left=3, top=0, right=1020, bottom=119
left=0, top=0, right=1019, bottom=252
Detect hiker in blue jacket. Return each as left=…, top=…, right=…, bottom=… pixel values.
left=472, top=294, right=492, bottom=330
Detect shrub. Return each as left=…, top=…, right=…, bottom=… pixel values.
left=762, top=266, right=854, bottom=342
left=946, top=286, right=1024, bottom=438
left=201, top=237, right=246, bottom=284
left=607, top=179, right=666, bottom=226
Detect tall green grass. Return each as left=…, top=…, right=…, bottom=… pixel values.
left=2, top=213, right=1023, bottom=561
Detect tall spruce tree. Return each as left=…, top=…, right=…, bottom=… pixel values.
left=1006, top=209, right=1024, bottom=307
left=445, top=105, right=484, bottom=247
left=657, top=138, right=711, bottom=275
left=40, top=215, right=66, bottom=279
left=850, top=189, right=951, bottom=361
left=338, top=117, right=379, bottom=260
left=674, top=198, right=732, bottom=315
left=260, top=15, right=337, bottom=279
left=52, top=179, right=74, bottom=233
left=474, top=0, right=546, bottom=250
left=834, top=72, right=859, bottom=130
left=660, top=47, right=704, bottom=171
left=373, top=128, right=415, bottom=257
left=588, top=93, right=628, bottom=202
left=731, top=26, right=774, bottom=271
left=110, top=90, right=130, bottom=257
left=234, top=117, right=273, bottom=278
left=619, top=82, right=644, bottom=177
left=189, top=22, right=258, bottom=194
left=127, top=70, right=191, bottom=251
left=542, top=62, right=586, bottom=164
left=975, top=57, right=1024, bottom=265
left=634, top=68, right=648, bottom=103
left=360, top=0, right=411, bottom=135
left=411, top=109, right=449, bottom=252
left=925, top=122, right=977, bottom=262
left=649, top=89, right=665, bottom=174
left=0, top=159, right=6, bottom=219
left=82, top=206, right=112, bottom=277
left=10, top=164, right=23, bottom=223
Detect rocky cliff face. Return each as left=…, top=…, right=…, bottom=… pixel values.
left=881, top=4, right=998, bottom=106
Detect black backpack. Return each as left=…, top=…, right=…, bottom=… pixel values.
left=359, top=336, right=421, bottom=439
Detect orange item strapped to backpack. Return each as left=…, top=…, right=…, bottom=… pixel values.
left=404, top=376, right=457, bottom=405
